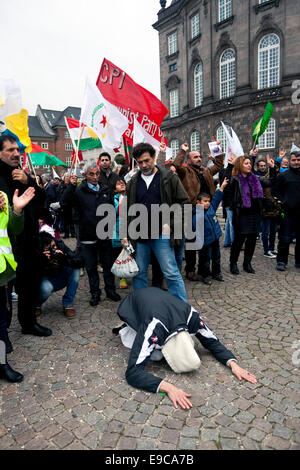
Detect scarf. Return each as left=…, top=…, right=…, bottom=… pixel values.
left=238, top=173, right=263, bottom=208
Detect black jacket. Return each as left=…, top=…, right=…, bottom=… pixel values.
left=117, top=288, right=236, bottom=394
left=61, top=179, right=114, bottom=241
left=99, top=169, right=119, bottom=190
left=272, top=168, right=300, bottom=212
left=0, top=160, right=46, bottom=257
left=122, top=166, right=190, bottom=249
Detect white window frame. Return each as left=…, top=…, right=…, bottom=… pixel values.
left=191, top=13, right=200, bottom=39
left=41, top=142, right=49, bottom=150
left=169, top=89, right=179, bottom=118
left=220, top=48, right=236, bottom=99
left=258, top=118, right=276, bottom=149
left=219, top=0, right=232, bottom=23
left=190, top=131, right=200, bottom=152
left=194, top=62, right=203, bottom=107
left=258, top=33, right=280, bottom=90
left=66, top=157, right=72, bottom=167
left=64, top=131, right=70, bottom=139
left=168, top=32, right=177, bottom=56
left=170, top=139, right=179, bottom=158
left=216, top=125, right=231, bottom=154
left=65, top=143, right=73, bottom=151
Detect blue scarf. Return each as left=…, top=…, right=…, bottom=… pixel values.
left=87, top=182, right=99, bottom=192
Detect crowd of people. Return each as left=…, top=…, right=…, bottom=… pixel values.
left=0, top=133, right=299, bottom=409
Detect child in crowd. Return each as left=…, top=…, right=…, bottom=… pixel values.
left=194, top=178, right=229, bottom=285
left=112, top=178, right=128, bottom=289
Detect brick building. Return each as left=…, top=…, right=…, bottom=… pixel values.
left=28, top=105, right=81, bottom=172
left=153, top=0, right=300, bottom=159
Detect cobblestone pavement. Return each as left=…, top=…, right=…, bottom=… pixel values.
left=0, top=235, right=299, bottom=451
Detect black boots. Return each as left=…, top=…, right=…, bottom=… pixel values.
left=90, top=292, right=101, bottom=306
left=105, top=289, right=121, bottom=302
left=0, top=362, right=23, bottom=383
left=230, top=263, right=240, bottom=275
left=22, top=322, right=52, bottom=337
left=243, top=258, right=255, bottom=274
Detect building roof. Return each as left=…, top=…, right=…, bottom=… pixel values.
left=28, top=115, right=54, bottom=139
left=39, top=106, right=81, bottom=128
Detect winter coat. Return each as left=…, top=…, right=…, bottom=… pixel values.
left=193, top=190, right=223, bottom=246
left=99, top=169, right=119, bottom=191
left=117, top=288, right=236, bottom=394
left=61, top=179, right=114, bottom=241
left=123, top=166, right=190, bottom=250
left=272, top=167, right=300, bottom=213
left=173, top=149, right=224, bottom=206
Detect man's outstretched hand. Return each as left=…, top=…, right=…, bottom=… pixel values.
left=229, top=361, right=257, bottom=384
left=159, top=381, right=192, bottom=410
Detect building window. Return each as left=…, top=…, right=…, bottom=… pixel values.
left=65, top=143, right=73, bottom=151
left=219, top=0, right=232, bottom=22
left=258, top=33, right=280, bottom=89
left=169, top=63, right=177, bottom=72
left=216, top=125, right=231, bottom=154
left=190, top=131, right=200, bottom=152
left=168, top=32, right=177, bottom=56
left=41, top=142, right=49, bottom=150
left=66, top=157, right=72, bottom=167
left=191, top=13, right=200, bottom=39
left=194, top=62, right=203, bottom=107
left=64, top=131, right=70, bottom=139
left=220, top=48, right=236, bottom=99
left=170, top=139, right=179, bottom=158
left=258, top=118, right=276, bottom=149
left=169, top=89, right=179, bottom=118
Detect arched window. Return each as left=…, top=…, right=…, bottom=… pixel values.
left=220, top=49, right=236, bottom=99
left=258, top=33, right=280, bottom=89
left=194, top=62, right=203, bottom=107
left=258, top=118, right=276, bottom=149
left=216, top=124, right=231, bottom=154
left=170, top=139, right=179, bottom=158
left=190, top=131, right=200, bottom=152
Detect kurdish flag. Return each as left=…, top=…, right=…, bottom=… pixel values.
left=64, top=117, right=102, bottom=151
left=252, top=102, right=274, bottom=142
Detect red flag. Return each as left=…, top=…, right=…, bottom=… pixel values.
left=96, top=58, right=168, bottom=147
left=22, top=153, right=27, bottom=169
left=71, top=149, right=83, bottom=163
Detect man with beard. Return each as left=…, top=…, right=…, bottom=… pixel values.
left=273, top=146, right=300, bottom=271
left=121, top=143, right=189, bottom=302
left=0, top=135, right=52, bottom=340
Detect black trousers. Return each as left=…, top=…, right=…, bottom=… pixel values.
left=185, top=246, right=197, bottom=274
left=16, top=255, right=42, bottom=329
left=197, top=240, right=221, bottom=278
left=230, top=233, right=257, bottom=265
left=81, top=240, right=116, bottom=296
left=277, top=212, right=300, bottom=265
left=0, top=282, right=13, bottom=347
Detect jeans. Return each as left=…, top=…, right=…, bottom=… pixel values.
left=261, top=218, right=277, bottom=254
left=224, top=208, right=235, bottom=247
left=197, top=240, right=221, bottom=278
left=277, top=211, right=300, bottom=265
left=37, top=266, right=80, bottom=307
left=133, top=236, right=187, bottom=302
left=81, top=240, right=116, bottom=296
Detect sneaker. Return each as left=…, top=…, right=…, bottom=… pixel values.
left=119, top=278, right=128, bottom=289
left=270, top=250, right=278, bottom=256
left=264, top=251, right=277, bottom=259
left=276, top=262, right=286, bottom=271
left=203, top=276, right=212, bottom=285
left=11, top=292, right=18, bottom=302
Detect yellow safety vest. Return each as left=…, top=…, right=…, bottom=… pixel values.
left=0, top=192, right=18, bottom=274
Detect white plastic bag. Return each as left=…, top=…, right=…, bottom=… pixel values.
left=111, top=243, right=139, bottom=278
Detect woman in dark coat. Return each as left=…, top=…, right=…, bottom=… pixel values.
left=225, top=156, right=264, bottom=275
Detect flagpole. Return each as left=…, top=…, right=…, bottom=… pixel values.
left=27, top=153, right=37, bottom=178
left=74, top=125, right=85, bottom=175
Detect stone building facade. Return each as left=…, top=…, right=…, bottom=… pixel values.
left=153, top=0, right=300, bottom=159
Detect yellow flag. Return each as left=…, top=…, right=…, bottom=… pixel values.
left=5, top=108, right=32, bottom=153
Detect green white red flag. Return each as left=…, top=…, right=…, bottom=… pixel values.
left=64, top=117, right=102, bottom=152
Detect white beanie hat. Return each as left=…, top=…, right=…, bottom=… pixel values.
left=162, top=331, right=201, bottom=373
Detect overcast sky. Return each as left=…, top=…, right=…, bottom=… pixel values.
left=0, top=0, right=165, bottom=115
